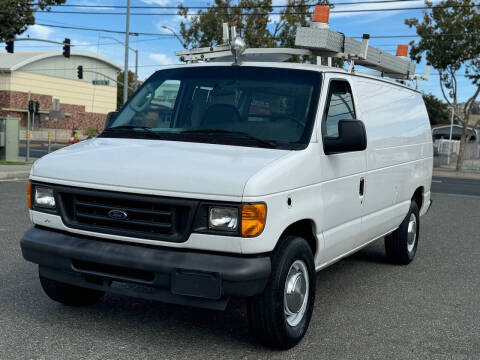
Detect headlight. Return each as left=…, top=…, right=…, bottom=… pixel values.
left=209, top=207, right=238, bottom=231
left=34, top=187, right=56, bottom=209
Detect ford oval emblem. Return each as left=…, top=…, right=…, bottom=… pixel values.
left=108, top=209, right=128, bottom=220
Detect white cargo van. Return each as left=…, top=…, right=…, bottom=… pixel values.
left=21, top=13, right=432, bottom=349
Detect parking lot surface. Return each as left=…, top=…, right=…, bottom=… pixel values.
left=0, top=180, right=478, bottom=360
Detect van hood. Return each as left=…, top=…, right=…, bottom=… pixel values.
left=31, top=138, right=289, bottom=198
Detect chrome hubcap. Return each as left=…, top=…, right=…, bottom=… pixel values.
left=407, top=213, right=417, bottom=253
left=284, top=260, right=309, bottom=327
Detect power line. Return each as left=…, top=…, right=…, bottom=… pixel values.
left=30, top=23, right=480, bottom=40
left=33, top=0, right=450, bottom=9
left=15, top=37, right=172, bottom=48
left=35, top=23, right=173, bottom=36
left=16, top=4, right=478, bottom=16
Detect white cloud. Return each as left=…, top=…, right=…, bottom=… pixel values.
left=29, top=24, right=53, bottom=39
left=149, top=53, right=177, bottom=65
left=71, top=40, right=99, bottom=54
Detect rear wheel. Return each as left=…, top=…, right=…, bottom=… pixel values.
left=385, top=201, right=420, bottom=265
left=39, top=272, right=104, bottom=306
left=247, top=236, right=316, bottom=349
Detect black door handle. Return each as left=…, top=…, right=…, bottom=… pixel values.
left=359, top=177, right=365, bottom=196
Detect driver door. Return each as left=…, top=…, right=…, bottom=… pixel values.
left=318, top=77, right=368, bottom=263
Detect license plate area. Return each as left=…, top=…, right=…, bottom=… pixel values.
left=171, top=269, right=222, bottom=299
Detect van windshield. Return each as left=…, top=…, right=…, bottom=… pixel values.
left=102, top=66, right=321, bottom=150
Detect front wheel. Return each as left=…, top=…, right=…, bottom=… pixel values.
left=247, top=236, right=316, bottom=349
left=385, top=200, right=420, bottom=265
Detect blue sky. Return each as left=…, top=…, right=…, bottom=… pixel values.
left=7, top=0, right=478, bottom=102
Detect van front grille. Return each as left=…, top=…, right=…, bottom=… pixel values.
left=55, top=186, right=198, bottom=242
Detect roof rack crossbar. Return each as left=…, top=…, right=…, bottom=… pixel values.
left=176, top=47, right=312, bottom=62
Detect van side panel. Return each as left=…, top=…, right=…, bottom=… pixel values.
left=353, top=79, right=433, bottom=242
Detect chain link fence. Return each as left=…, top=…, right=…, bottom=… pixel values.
left=434, top=139, right=480, bottom=171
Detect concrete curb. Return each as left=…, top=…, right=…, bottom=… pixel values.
left=0, top=171, right=31, bottom=181
left=433, top=169, right=480, bottom=180
left=0, top=164, right=32, bottom=181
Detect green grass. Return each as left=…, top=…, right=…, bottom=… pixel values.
left=0, top=161, right=28, bottom=165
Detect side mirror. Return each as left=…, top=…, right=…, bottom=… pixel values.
left=105, top=111, right=118, bottom=128
left=324, top=119, right=367, bottom=154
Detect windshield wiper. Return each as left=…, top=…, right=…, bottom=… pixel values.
left=180, top=129, right=277, bottom=148
left=103, top=125, right=164, bottom=139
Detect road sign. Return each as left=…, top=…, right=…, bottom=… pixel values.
left=49, top=110, right=65, bottom=119
left=92, top=79, right=109, bottom=86
left=52, top=99, right=60, bottom=111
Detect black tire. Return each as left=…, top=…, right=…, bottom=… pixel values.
left=385, top=200, right=420, bottom=265
left=247, top=235, right=316, bottom=349
left=39, top=272, right=104, bottom=306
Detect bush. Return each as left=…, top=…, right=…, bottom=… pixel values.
left=85, top=127, right=98, bottom=137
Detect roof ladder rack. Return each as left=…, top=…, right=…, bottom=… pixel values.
left=174, top=6, right=430, bottom=83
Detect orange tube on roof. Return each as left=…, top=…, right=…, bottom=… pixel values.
left=313, top=5, right=330, bottom=24
left=396, top=45, right=408, bottom=57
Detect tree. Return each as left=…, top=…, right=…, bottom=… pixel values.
left=116, top=70, right=136, bottom=110
left=0, top=0, right=66, bottom=43
left=405, top=0, right=480, bottom=170
left=177, top=0, right=330, bottom=63
left=423, top=93, right=451, bottom=125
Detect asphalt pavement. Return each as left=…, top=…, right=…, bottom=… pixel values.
left=19, top=140, right=66, bottom=158
left=432, top=176, right=480, bottom=197
left=0, top=179, right=479, bottom=359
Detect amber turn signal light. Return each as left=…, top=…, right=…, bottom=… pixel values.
left=241, top=204, right=267, bottom=238
left=27, top=180, right=32, bottom=209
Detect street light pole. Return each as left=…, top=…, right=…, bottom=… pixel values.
left=123, top=0, right=131, bottom=105
left=161, top=25, right=186, bottom=49
left=100, top=36, right=138, bottom=90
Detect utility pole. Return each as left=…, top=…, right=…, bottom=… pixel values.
left=26, top=92, right=31, bottom=162
left=123, top=0, right=131, bottom=105
left=135, top=48, right=139, bottom=89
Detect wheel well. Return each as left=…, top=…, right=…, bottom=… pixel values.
left=412, top=186, right=424, bottom=210
left=281, top=219, right=317, bottom=257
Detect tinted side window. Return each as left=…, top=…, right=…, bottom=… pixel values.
left=325, top=80, right=356, bottom=137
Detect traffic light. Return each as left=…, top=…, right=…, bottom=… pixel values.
left=28, top=100, right=34, bottom=113
left=35, top=101, right=40, bottom=114
left=6, top=40, right=14, bottom=53
left=62, top=38, right=70, bottom=58
left=77, top=65, right=83, bottom=79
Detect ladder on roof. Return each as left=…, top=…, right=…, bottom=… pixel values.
left=174, top=6, right=429, bottom=82
left=295, top=28, right=416, bottom=79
